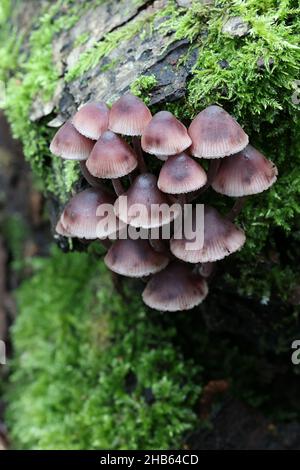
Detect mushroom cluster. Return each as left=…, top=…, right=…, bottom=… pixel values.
left=50, top=94, right=277, bottom=312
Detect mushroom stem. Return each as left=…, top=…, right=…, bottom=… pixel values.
left=112, top=178, right=125, bottom=196
left=189, top=159, right=220, bottom=201
left=226, top=196, right=247, bottom=221
left=80, top=161, right=110, bottom=191
left=178, top=194, right=186, bottom=206
left=199, top=262, right=216, bottom=279
left=133, top=136, right=147, bottom=173
left=149, top=237, right=168, bottom=254
left=207, top=159, right=221, bottom=186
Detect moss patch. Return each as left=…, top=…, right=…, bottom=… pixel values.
left=0, top=0, right=84, bottom=201
left=6, top=247, right=200, bottom=450
left=160, top=0, right=300, bottom=299
left=130, top=74, right=158, bottom=103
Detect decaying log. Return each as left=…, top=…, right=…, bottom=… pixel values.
left=29, top=0, right=200, bottom=124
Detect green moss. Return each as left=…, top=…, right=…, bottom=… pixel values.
left=6, top=247, right=199, bottom=450
left=159, top=0, right=300, bottom=299
left=130, top=74, right=158, bottom=103
left=0, top=0, right=11, bottom=24
left=1, top=214, right=28, bottom=272
left=73, top=32, right=90, bottom=47
left=1, top=1, right=84, bottom=200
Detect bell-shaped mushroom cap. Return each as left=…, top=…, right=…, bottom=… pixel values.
left=72, top=101, right=109, bottom=140
left=109, top=93, right=152, bottom=136
left=49, top=121, right=94, bottom=160
left=55, top=219, right=70, bottom=237
left=212, top=144, right=278, bottom=197
left=104, top=238, right=169, bottom=277
left=158, top=152, right=207, bottom=194
left=170, top=205, right=245, bottom=263
left=142, top=262, right=208, bottom=311
left=86, top=130, right=137, bottom=178
left=141, top=111, right=192, bottom=156
left=114, top=173, right=180, bottom=229
left=60, top=188, right=115, bottom=239
left=188, top=105, right=249, bottom=158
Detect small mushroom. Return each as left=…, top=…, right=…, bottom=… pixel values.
left=72, top=101, right=109, bottom=140
left=104, top=238, right=169, bottom=277
left=158, top=152, right=207, bottom=194
left=86, top=130, right=137, bottom=179
left=142, top=262, right=208, bottom=311
left=55, top=219, right=71, bottom=237
left=141, top=111, right=192, bottom=157
left=212, top=144, right=278, bottom=196
left=49, top=120, right=94, bottom=160
left=108, top=92, right=152, bottom=136
left=59, top=188, right=115, bottom=239
left=188, top=105, right=249, bottom=158
left=114, top=173, right=180, bottom=228
left=170, top=205, right=246, bottom=263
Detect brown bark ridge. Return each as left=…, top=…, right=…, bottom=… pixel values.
left=29, top=0, right=199, bottom=124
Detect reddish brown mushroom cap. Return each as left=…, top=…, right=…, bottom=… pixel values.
left=49, top=121, right=94, bottom=160
left=104, top=238, right=169, bottom=277
left=86, top=130, right=137, bottom=178
left=158, top=152, right=207, bottom=194
left=60, top=188, right=116, bottom=239
left=72, top=101, right=109, bottom=140
left=141, top=111, right=192, bottom=156
left=188, top=105, right=249, bottom=158
left=142, top=262, right=208, bottom=311
left=212, top=144, right=278, bottom=197
left=55, top=219, right=70, bottom=237
left=114, top=173, right=180, bottom=228
left=109, top=93, right=152, bottom=136
left=170, top=205, right=246, bottom=263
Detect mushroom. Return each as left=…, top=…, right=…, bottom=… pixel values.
left=157, top=152, right=207, bottom=195
left=59, top=187, right=116, bottom=239
left=49, top=120, right=109, bottom=190
left=170, top=205, right=246, bottom=263
left=109, top=92, right=152, bottom=173
left=212, top=144, right=278, bottom=197
left=72, top=101, right=109, bottom=140
left=86, top=130, right=138, bottom=194
left=142, top=262, right=208, bottom=311
left=108, top=92, right=152, bottom=136
left=188, top=105, right=249, bottom=158
left=104, top=238, right=169, bottom=277
left=141, top=111, right=192, bottom=157
left=50, top=120, right=94, bottom=160
left=55, top=219, right=71, bottom=237
left=114, top=173, right=180, bottom=229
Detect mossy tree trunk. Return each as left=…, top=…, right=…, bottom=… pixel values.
left=2, top=0, right=300, bottom=362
